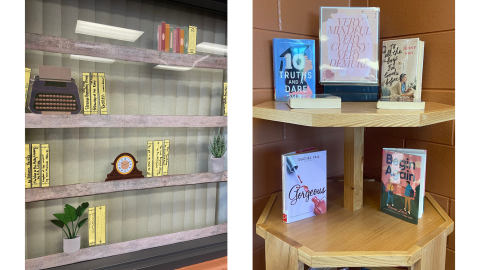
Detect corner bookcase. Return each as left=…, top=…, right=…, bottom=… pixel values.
left=25, top=1, right=227, bottom=269
left=253, top=101, right=455, bottom=270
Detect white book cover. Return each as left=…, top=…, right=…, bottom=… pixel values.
left=381, top=38, right=425, bottom=102
left=282, top=150, right=327, bottom=223
left=319, top=7, right=380, bottom=84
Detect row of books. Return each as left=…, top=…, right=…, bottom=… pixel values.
left=146, top=140, right=170, bottom=177
left=283, top=147, right=427, bottom=225
left=82, top=72, right=108, bottom=115
left=157, top=22, right=197, bottom=54
left=88, top=205, right=106, bottom=246
left=274, top=7, right=425, bottom=110
left=25, top=144, right=49, bottom=188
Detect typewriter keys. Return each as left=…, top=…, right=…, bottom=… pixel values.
left=32, top=93, right=79, bottom=112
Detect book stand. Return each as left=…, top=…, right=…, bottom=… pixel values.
left=253, top=101, right=455, bottom=270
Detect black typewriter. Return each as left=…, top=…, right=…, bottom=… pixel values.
left=28, top=66, right=81, bottom=114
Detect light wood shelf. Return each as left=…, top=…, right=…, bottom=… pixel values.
left=256, top=180, right=454, bottom=269
left=253, top=101, right=455, bottom=127
left=25, top=114, right=227, bottom=128
left=26, top=33, right=227, bottom=70
left=25, top=223, right=227, bottom=270
left=25, top=171, right=227, bottom=202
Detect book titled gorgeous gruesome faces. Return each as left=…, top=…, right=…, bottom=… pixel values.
left=319, top=7, right=380, bottom=84
left=282, top=150, right=327, bottom=223
left=273, top=39, right=316, bottom=101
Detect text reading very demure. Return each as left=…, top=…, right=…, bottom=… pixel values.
left=327, top=18, right=372, bottom=68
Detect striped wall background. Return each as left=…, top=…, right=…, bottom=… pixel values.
left=25, top=0, right=227, bottom=259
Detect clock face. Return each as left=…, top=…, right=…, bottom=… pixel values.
left=116, top=155, right=134, bottom=175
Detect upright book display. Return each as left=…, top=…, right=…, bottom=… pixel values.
left=273, top=39, right=316, bottom=102
left=319, top=7, right=380, bottom=101
left=378, top=38, right=425, bottom=109
left=380, top=148, right=427, bottom=225
left=282, top=149, right=327, bottom=223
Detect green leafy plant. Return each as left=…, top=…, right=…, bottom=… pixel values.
left=208, top=129, right=227, bottom=158
left=50, top=202, right=89, bottom=239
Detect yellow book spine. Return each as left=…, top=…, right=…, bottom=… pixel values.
left=82, top=73, right=91, bottom=115
left=95, top=205, right=106, bottom=245
left=88, top=207, right=96, bottom=246
left=223, top=83, right=228, bottom=116
left=163, top=140, right=169, bottom=175
left=41, top=144, right=50, bottom=187
left=153, top=141, right=159, bottom=177
left=188, top=26, right=197, bottom=55
left=91, top=72, right=98, bottom=114
left=154, top=141, right=163, bottom=177
left=147, top=141, right=153, bottom=177
left=31, top=144, right=41, bottom=188
left=158, top=141, right=163, bottom=176
left=99, top=73, right=108, bottom=115
left=25, top=68, right=31, bottom=105
left=25, top=144, right=31, bottom=189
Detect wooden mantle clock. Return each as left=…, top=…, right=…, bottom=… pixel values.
left=106, top=153, right=144, bottom=181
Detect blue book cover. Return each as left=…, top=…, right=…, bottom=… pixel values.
left=273, top=39, right=316, bottom=101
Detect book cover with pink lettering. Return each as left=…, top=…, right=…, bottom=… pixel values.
left=282, top=149, right=327, bottom=223
left=380, top=148, right=427, bottom=225
left=319, top=7, right=380, bottom=84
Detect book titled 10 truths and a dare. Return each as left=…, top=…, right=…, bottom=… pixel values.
left=282, top=148, right=327, bottom=223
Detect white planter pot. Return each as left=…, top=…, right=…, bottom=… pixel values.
left=63, top=236, right=81, bottom=254
left=211, top=156, right=225, bottom=173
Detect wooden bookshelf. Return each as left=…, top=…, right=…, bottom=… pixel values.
left=25, top=223, right=227, bottom=270
left=25, top=33, right=227, bottom=70
left=25, top=114, right=227, bottom=128
left=253, top=101, right=455, bottom=127
left=256, top=180, right=453, bottom=269
left=253, top=101, right=455, bottom=212
left=25, top=171, right=227, bottom=202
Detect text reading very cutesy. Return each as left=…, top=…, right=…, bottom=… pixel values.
left=384, top=154, right=417, bottom=182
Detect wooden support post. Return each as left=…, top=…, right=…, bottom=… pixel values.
left=412, top=230, right=447, bottom=270
left=265, top=234, right=304, bottom=270
left=344, top=127, right=364, bottom=211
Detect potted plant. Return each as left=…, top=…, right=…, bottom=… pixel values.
left=50, top=202, right=89, bottom=254
left=208, top=129, right=227, bottom=173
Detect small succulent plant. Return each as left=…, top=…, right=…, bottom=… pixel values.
left=208, top=129, right=227, bottom=158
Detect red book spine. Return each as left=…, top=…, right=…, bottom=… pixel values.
left=157, top=25, right=162, bottom=51
left=173, top=28, right=178, bottom=53
left=161, top=22, right=166, bottom=51
left=176, top=27, right=181, bottom=53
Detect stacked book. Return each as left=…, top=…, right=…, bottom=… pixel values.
left=323, top=85, right=379, bottom=102
left=288, top=94, right=341, bottom=109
